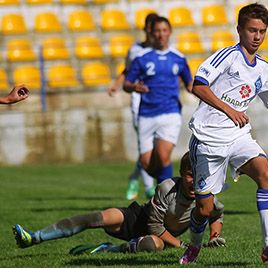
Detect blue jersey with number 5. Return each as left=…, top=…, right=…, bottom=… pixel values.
left=125, top=47, right=192, bottom=117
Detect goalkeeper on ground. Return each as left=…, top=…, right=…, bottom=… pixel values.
left=13, top=151, right=225, bottom=254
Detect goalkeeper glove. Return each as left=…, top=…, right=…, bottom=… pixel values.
left=203, top=236, right=226, bottom=248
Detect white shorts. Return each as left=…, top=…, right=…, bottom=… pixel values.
left=189, top=133, right=266, bottom=195
left=138, top=113, right=182, bottom=154
left=131, top=92, right=141, bottom=130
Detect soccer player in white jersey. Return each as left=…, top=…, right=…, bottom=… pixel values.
left=179, top=3, right=268, bottom=265
left=13, top=152, right=225, bottom=254
left=124, top=17, right=193, bottom=184
left=107, top=13, right=158, bottom=201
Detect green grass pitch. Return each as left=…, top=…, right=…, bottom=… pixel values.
left=0, top=161, right=267, bottom=267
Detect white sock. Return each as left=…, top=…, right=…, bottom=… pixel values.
left=140, top=167, right=154, bottom=191
left=257, top=189, right=268, bottom=247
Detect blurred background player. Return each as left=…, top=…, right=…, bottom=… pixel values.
left=0, top=85, right=29, bottom=104
left=13, top=152, right=225, bottom=254
left=179, top=3, right=268, bottom=265
left=123, top=17, right=193, bottom=184
left=107, top=13, right=159, bottom=201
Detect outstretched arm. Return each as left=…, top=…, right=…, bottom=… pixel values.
left=159, top=230, right=187, bottom=248
left=107, top=72, right=126, bottom=97
left=0, top=85, right=29, bottom=104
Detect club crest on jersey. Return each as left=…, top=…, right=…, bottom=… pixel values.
left=255, top=76, right=262, bottom=94
left=172, top=63, right=179, bottom=75
left=239, top=85, right=251, bottom=99
left=198, top=177, right=206, bottom=189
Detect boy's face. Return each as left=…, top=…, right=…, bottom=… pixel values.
left=151, top=21, right=171, bottom=50
left=238, top=18, right=267, bottom=54
left=181, top=170, right=195, bottom=199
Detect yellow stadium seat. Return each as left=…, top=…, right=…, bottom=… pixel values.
left=211, top=30, right=235, bottom=52
left=202, top=4, right=228, bottom=26
left=0, top=0, right=19, bottom=5
left=6, top=39, right=36, bottom=62
left=67, top=10, right=95, bottom=32
left=26, top=0, right=52, bottom=4
left=1, top=14, right=27, bottom=35
left=0, top=68, right=9, bottom=90
left=101, top=10, right=130, bottom=31
left=261, top=54, right=268, bottom=61
left=13, top=65, right=41, bottom=89
left=135, top=8, right=156, bottom=30
left=41, top=37, right=70, bottom=60
left=34, top=12, right=62, bottom=33
left=168, top=7, right=194, bottom=28
left=177, top=32, right=205, bottom=54
left=234, top=3, right=249, bottom=21
left=47, top=64, right=78, bottom=88
left=59, top=0, right=87, bottom=4
left=116, top=61, right=125, bottom=76
left=260, top=37, right=268, bottom=51
left=81, top=62, right=112, bottom=87
left=188, top=58, right=204, bottom=76
left=92, top=0, right=119, bottom=3
left=74, top=36, right=104, bottom=59
left=109, top=34, right=134, bottom=58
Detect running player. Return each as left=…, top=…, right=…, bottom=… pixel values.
left=107, top=13, right=159, bottom=201
left=123, top=16, right=193, bottom=184
left=179, top=3, right=268, bottom=265
left=13, top=152, right=225, bottom=254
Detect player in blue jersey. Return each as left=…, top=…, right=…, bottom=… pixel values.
left=179, top=3, right=268, bottom=265
left=107, top=13, right=158, bottom=201
left=123, top=16, right=193, bottom=184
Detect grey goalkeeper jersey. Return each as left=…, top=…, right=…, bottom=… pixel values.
left=144, top=177, right=224, bottom=237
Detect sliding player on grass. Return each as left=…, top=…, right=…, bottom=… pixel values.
left=179, top=3, right=268, bottom=265
left=13, top=152, right=225, bottom=254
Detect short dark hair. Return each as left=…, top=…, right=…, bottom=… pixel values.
left=144, top=13, right=159, bottom=30
left=150, top=16, right=172, bottom=32
left=238, top=3, right=268, bottom=27
left=180, top=151, right=192, bottom=176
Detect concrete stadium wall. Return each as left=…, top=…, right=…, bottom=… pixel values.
left=0, top=91, right=267, bottom=165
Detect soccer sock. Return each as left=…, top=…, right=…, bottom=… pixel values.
left=140, top=167, right=154, bottom=191
left=34, top=212, right=104, bottom=243
left=128, top=161, right=141, bottom=181
left=257, top=189, right=268, bottom=247
left=157, top=164, right=173, bottom=184
left=190, top=210, right=208, bottom=247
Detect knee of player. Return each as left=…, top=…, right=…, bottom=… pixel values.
left=137, top=235, right=164, bottom=252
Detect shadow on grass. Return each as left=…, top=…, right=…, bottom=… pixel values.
left=224, top=210, right=255, bottom=215
left=206, top=261, right=252, bottom=266
left=66, top=257, right=175, bottom=267
left=30, top=196, right=123, bottom=201
left=31, top=206, right=113, bottom=212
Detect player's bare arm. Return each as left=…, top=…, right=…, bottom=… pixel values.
left=186, top=80, right=193, bottom=93
left=158, top=230, right=183, bottom=248
left=123, top=80, right=149, bottom=93
left=107, top=72, right=126, bottom=97
left=193, top=82, right=249, bottom=128
left=0, top=85, right=29, bottom=104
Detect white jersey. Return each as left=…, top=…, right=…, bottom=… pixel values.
left=125, top=42, right=144, bottom=127
left=189, top=44, right=268, bottom=146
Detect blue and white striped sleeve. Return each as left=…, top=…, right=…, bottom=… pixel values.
left=195, top=46, right=237, bottom=86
